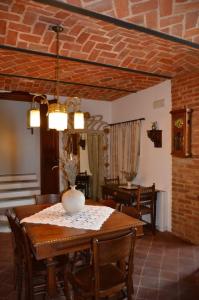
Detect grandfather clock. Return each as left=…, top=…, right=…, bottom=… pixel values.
left=170, top=108, right=192, bottom=157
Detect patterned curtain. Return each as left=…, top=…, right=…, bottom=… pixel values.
left=110, top=120, right=141, bottom=183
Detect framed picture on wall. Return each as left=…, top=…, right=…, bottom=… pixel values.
left=170, top=108, right=192, bottom=157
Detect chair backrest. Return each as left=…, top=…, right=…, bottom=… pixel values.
left=35, top=193, right=61, bottom=204
left=6, top=209, right=34, bottom=269
left=75, top=172, right=89, bottom=197
left=76, top=171, right=87, bottom=177
left=92, top=228, right=136, bottom=297
left=6, top=209, right=44, bottom=298
left=104, top=176, right=120, bottom=185
left=6, top=209, right=24, bottom=261
left=135, top=183, right=155, bottom=213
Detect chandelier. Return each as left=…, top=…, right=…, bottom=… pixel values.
left=27, top=25, right=84, bottom=131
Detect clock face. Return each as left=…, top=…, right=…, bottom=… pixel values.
left=174, top=118, right=184, bottom=128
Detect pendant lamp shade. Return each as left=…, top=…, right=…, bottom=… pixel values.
left=74, top=111, right=84, bottom=129
left=28, top=108, right=40, bottom=127
left=26, top=25, right=84, bottom=132
left=48, top=103, right=68, bottom=131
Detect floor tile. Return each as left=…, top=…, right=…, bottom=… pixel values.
left=0, top=231, right=199, bottom=300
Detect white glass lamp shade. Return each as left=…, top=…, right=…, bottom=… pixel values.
left=29, top=108, right=40, bottom=127
left=48, top=111, right=68, bottom=131
left=48, top=103, right=68, bottom=131
left=74, top=112, right=84, bottom=129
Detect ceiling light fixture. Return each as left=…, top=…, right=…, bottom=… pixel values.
left=27, top=25, right=84, bottom=131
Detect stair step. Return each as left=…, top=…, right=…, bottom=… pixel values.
left=0, top=220, right=10, bottom=232
left=0, top=174, right=37, bottom=182
left=0, top=197, right=36, bottom=208
left=0, top=174, right=40, bottom=233
left=0, top=189, right=40, bottom=200
left=0, top=215, right=7, bottom=222
left=0, top=181, right=40, bottom=191
left=0, top=214, right=9, bottom=232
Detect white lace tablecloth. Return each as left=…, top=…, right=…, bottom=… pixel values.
left=20, top=203, right=114, bottom=230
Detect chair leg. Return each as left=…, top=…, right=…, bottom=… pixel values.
left=63, top=272, right=72, bottom=300
left=16, top=263, right=23, bottom=300
left=13, top=258, right=17, bottom=290
left=127, top=284, right=134, bottom=300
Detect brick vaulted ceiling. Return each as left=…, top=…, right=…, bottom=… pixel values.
left=0, top=0, right=198, bottom=101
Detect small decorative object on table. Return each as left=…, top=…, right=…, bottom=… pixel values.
left=121, top=171, right=136, bottom=187
left=151, top=121, right=158, bottom=130
left=61, top=154, right=85, bottom=214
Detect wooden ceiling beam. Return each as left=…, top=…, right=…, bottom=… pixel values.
left=0, top=91, right=44, bottom=102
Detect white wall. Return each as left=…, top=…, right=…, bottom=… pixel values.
left=0, top=100, right=40, bottom=178
left=0, top=92, right=171, bottom=231
left=81, top=98, right=112, bottom=123
left=111, top=80, right=172, bottom=231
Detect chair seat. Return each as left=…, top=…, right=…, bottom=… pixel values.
left=69, top=264, right=126, bottom=296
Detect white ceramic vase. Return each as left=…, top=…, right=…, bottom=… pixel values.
left=62, top=185, right=85, bottom=214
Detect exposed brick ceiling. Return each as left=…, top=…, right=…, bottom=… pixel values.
left=60, top=0, right=199, bottom=43
left=0, top=0, right=198, bottom=101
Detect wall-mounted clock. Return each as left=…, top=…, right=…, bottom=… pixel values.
left=170, top=108, right=192, bottom=157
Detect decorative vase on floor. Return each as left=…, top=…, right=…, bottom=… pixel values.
left=62, top=185, right=85, bottom=214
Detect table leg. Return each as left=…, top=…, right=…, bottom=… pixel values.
left=46, top=257, right=57, bottom=299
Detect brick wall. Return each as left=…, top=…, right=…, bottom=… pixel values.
left=172, top=72, right=199, bottom=244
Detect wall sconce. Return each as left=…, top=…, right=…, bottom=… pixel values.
left=27, top=25, right=84, bottom=131
left=147, top=121, right=162, bottom=148
left=27, top=94, right=48, bottom=128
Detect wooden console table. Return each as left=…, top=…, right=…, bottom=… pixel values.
left=102, top=184, right=138, bottom=205
left=101, top=184, right=158, bottom=228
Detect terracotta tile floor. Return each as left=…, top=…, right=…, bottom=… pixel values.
left=0, top=231, right=199, bottom=300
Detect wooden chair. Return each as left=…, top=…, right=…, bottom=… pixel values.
left=104, top=176, right=120, bottom=185
left=103, top=176, right=120, bottom=202
left=67, top=228, right=136, bottom=300
left=35, top=193, right=61, bottom=204
left=121, top=183, right=156, bottom=234
left=75, top=171, right=90, bottom=198
left=6, top=209, right=24, bottom=299
left=6, top=209, right=68, bottom=300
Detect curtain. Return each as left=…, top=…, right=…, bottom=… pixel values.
left=87, top=134, right=104, bottom=200
left=110, top=120, right=141, bottom=183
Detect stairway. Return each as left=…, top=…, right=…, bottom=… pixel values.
left=0, top=174, right=40, bottom=232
